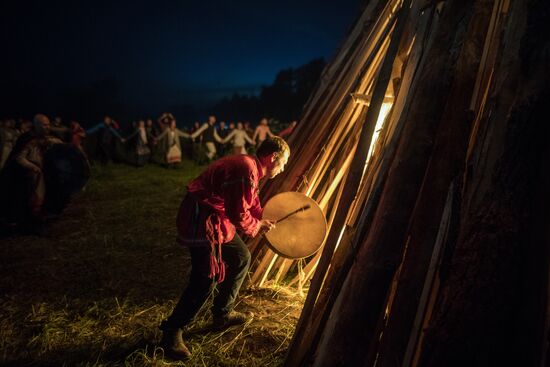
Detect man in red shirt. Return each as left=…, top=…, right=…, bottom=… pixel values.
left=160, top=136, right=290, bottom=360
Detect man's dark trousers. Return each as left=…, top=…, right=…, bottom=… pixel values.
left=160, top=233, right=251, bottom=330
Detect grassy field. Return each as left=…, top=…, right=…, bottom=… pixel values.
left=0, top=160, right=301, bottom=366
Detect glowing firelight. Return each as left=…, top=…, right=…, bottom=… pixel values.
left=367, top=102, right=393, bottom=161
left=350, top=93, right=393, bottom=163
left=355, top=101, right=393, bottom=181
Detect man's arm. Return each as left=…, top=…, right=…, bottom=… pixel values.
left=213, top=128, right=223, bottom=143
left=108, top=126, right=123, bottom=140
left=124, top=129, right=139, bottom=141
left=252, top=127, right=259, bottom=142
left=222, top=130, right=236, bottom=144
left=190, top=123, right=208, bottom=139
left=248, top=194, right=263, bottom=220
left=176, top=129, right=190, bottom=138
left=244, top=131, right=255, bottom=145
left=155, top=128, right=169, bottom=141
left=223, top=175, right=263, bottom=237
left=85, top=123, right=103, bottom=134
left=278, top=126, right=292, bottom=138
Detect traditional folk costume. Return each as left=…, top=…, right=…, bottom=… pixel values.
left=222, top=128, right=255, bottom=155
left=191, top=123, right=223, bottom=160
left=161, top=154, right=264, bottom=330
left=125, top=126, right=151, bottom=166
left=156, top=127, right=189, bottom=166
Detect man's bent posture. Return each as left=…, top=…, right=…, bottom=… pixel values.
left=159, top=137, right=290, bottom=360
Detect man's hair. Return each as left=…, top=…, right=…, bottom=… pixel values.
left=256, top=136, right=290, bottom=159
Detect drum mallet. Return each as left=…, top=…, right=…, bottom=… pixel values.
left=274, top=204, right=311, bottom=224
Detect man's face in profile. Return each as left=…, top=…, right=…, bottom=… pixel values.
left=267, top=151, right=289, bottom=179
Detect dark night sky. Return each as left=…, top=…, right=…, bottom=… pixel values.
left=1, top=0, right=361, bottom=119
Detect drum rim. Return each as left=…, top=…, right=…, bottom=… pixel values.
left=263, top=191, right=328, bottom=259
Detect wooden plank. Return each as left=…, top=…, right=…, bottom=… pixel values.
left=258, top=253, right=279, bottom=287
left=250, top=249, right=276, bottom=285
left=466, top=0, right=506, bottom=163
left=402, top=183, right=455, bottom=367
left=274, top=258, right=293, bottom=284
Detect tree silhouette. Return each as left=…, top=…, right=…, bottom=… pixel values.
left=212, top=58, right=326, bottom=123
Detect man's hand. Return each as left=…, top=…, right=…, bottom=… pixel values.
left=258, top=219, right=276, bottom=235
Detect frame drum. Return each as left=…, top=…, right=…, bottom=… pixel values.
left=262, top=192, right=327, bottom=259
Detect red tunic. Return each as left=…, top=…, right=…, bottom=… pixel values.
left=176, top=154, right=265, bottom=281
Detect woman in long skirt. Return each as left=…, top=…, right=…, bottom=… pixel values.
left=123, top=120, right=151, bottom=166
left=155, top=120, right=190, bottom=167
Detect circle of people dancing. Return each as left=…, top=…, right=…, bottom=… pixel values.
left=0, top=113, right=297, bottom=235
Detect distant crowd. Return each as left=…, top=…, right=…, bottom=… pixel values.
left=0, top=113, right=297, bottom=169
left=0, top=113, right=297, bottom=234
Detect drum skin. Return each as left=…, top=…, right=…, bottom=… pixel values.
left=262, top=192, right=327, bottom=259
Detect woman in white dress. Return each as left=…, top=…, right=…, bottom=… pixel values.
left=155, top=120, right=190, bottom=167
left=222, top=122, right=255, bottom=155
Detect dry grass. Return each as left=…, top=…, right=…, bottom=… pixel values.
left=0, top=160, right=302, bottom=366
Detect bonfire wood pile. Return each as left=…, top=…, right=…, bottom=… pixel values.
left=248, top=0, right=549, bottom=365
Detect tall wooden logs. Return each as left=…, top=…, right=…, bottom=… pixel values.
left=242, top=0, right=550, bottom=365
left=284, top=1, right=411, bottom=365
left=416, top=0, right=550, bottom=365
left=374, top=0, right=496, bottom=365
left=247, top=0, right=395, bottom=266
left=312, top=0, right=480, bottom=365
left=293, top=4, right=445, bottom=365
left=248, top=0, right=401, bottom=288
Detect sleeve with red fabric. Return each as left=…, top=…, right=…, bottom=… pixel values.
left=249, top=195, right=263, bottom=220
left=222, top=173, right=261, bottom=238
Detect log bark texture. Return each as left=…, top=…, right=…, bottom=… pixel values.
left=418, top=0, right=550, bottom=365
left=373, top=0, right=494, bottom=364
